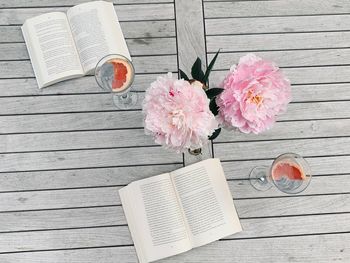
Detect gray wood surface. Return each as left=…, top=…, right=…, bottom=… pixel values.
left=0, top=0, right=349, bottom=262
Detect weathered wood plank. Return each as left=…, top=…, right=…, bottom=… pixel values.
left=0, top=146, right=181, bottom=172
left=228, top=175, right=350, bottom=199
left=208, top=49, right=350, bottom=69
left=0, top=79, right=348, bottom=102
left=0, top=163, right=346, bottom=211
left=222, top=155, right=350, bottom=180
left=0, top=206, right=126, bottom=232
left=237, top=194, right=350, bottom=218
left=290, top=83, right=350, bottom=102
left=205, top=14, right=350, bottom=35
left=204, top=0, right=350, bottom=18
left=175, top=0, right=212, bottom=165
left=1, top=183, right=349, bottom=216
left=0, top=4, right=175, bottom=25
left=1, top=155, right=350, bottom=191
left=0, top=226, right=132, bottom=253
left=2, top=233, right=349, bottom=263
left=1, top=117, right=349, bottom=154
left=216, top=119, right=350, bottom=143
left=0, top=21, right=176, bottom=43
left=0, top=74, right=157, bottom=95
left=215, top=137, right=350, bottom=161
left=0, top=0, right=173, bottom=8
left=126, top=38, right=177, bottom=56
left=1, top=205, right=349, bottom=243
left=0, top=93, right=147, bottom=114
left=206, top=32, right=350, bottom=52
left=0, top=164, right=182, bottom=192
left=175, top=0, right=206, bottom=75
left=210, top=66, right=350, bottom=85
left=0, top=129, right=157, bottom=152
left=1, top=212, right=350, bottom=253
left=0, top=55, right=177, bottom=78
left=283, top=101, right=350, bottom=120
left=0, top=187, right=123, bottom=212
left=0, top=175, right=348, bottom=233
left=0, top=112, right=144, bottom=133
left=27, top=92, right=350, bottom=118
left=1, top=101, right=350, bottom=133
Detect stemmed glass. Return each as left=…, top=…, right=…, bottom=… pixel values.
left=249, top=153, right=312, bottom=194
left=95, top=54, right=137, bottom=109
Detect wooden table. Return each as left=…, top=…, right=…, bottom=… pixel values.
left=0, top=0, right=350, bottom=262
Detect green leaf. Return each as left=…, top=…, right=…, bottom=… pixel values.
left=179, top=69, right=189, bottom=81
left=209, top=98, right=219, bottom=116
left=203, top=49, right=220, bottom=85
left=208, top=128, right=221, bottom=140
left=191, top=57, right=205, bottom=82
left=205, top=88, right=224, bottom=99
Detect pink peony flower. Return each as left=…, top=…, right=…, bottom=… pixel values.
left=216, top=53, right=292, bottom=134
left=143, top=72, right=218, bottom=153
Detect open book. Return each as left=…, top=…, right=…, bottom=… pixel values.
left=22, top=1, right=130, bottom=88
left=119, top=158, right=242, bottom=263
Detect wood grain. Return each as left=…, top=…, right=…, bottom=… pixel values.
left=0, top=164, right=182, bottom=192
left=175, top=0, right=213, bottom=165
left=216, top=119, right=350, bottom=142
left=0, top=100, right=349, bottom=131
left=206, top=14, right=350, bottom=35
left=221, top=155, right=350, bottom=179
left=175, top=0, right=206, bottom=75
left=214, top=137, right=350, bottom=161
left=1, top=212, right=350, bottom=253
left=0, top=55, right=177, bottom=78
left=1, top=234, right=349, bottom=262
left=0, top=0, right=173, bottom=7
left=1, top=117, right=349, bottom=154
left=0, top=21, right=176, bottom=43
left=0, top=111, right=145, bottom=133
left=0, top=129, right=156, bottom=152
left=204, top=0, right=350, bottom=18
left=210, top=66, right=350, bottom=85
left=0, top=74, right=158, bottom=95
left=208, top=49, right=350, bottom=69
left=0, top=155, right=349, bottom=191
left=0, top=146, right=182, bottom=172
left=13, top=85, right=350, bottom=117
left=0, top=205, right=349, bottom=240
left=0, top=4, right=174, bottom=25
left=1, top=184, right=349, bottom=216
left=0, top=39, right=176, bottom=60
left=206, top=32, right=350, bottom=52
left=0, top=78, right=348, bottom=101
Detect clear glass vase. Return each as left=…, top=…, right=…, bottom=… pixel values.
left=184, top=141, right=213, bottom=166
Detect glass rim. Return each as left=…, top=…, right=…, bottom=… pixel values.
left=94, top=53, right=135, bottom=93
left=269, top=152, right=312, bottom=194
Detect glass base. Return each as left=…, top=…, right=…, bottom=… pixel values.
left=113, top=92, right=138, bottom=110
left=249, top=165, right=272, bottom=191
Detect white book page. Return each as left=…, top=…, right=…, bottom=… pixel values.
left=119, top=173, right=191, bottom=263
left=67, top=1, right=131, bottom=74
left=22, top=12, right=83, bottom=88
left=170, top=159, right=242, bottom=248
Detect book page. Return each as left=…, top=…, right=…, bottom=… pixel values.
left=171, top=159, right=242, bottom=248
left=67, top=1, right=131, bottom=74
left=119, top=173, right=191, bottom=263
left=22, top=12, right=83, bottom=88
